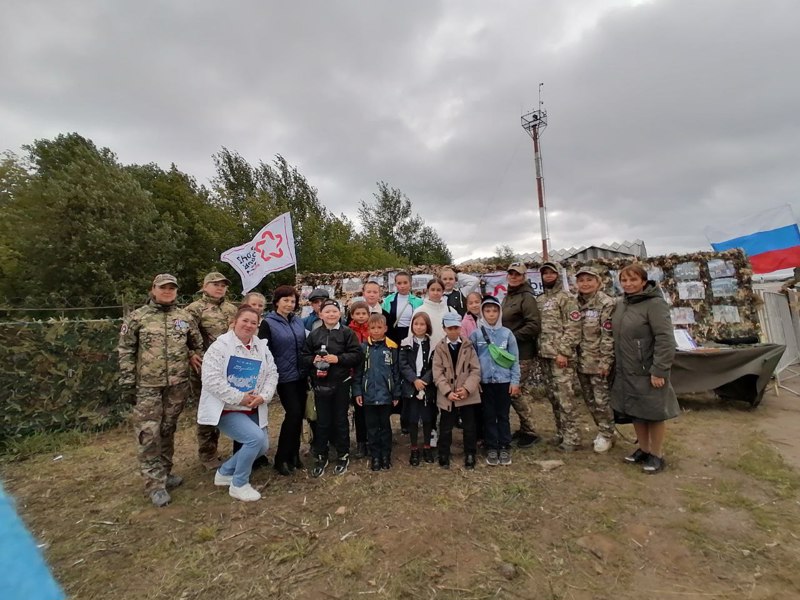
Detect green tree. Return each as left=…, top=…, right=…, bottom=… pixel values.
left=2, top=134, right=183, bottom=306
left=126, top=162, right=241, bottom=290
left=357, top=181, right=452, bottom=265
left=211, top=150, right=406, bottom=275
left=491, top=245, right=517, bottom=264
left=0, top=152, right=28, bottom=288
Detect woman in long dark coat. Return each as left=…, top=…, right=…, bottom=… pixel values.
left=610, top=264, right=679, bottom=474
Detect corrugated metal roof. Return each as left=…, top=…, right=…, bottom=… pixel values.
left=516, top=239, right=647, bottom=262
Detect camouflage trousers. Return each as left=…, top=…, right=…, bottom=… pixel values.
left=541, top=358, right=581, bottom=446
left=190, top=371, right=220, bottom=462
left=576, top=372, right=615, bottom=439
left=133, top=382, right=189, bottom=493
left=511, top=358, right=538, bottom=435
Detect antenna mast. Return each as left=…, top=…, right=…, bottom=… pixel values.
left=521, top=83, right=549, bottom=261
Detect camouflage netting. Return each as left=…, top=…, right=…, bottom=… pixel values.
left=296, top=248, right=759, bottom=344
left=0, top=250, right=758, bottom=442
left=0, top=319, right=127, bottom=444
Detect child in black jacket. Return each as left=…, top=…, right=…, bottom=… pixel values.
left=352, top=314, right=401, bottom=471
left=301, top=300, right=363, bottom=477
left=399, top=312, right=437, bottom=466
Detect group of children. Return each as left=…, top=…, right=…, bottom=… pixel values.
left=303, top=270, right=521, bottom=476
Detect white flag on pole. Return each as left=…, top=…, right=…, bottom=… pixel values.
left=221, top=212, right=297, bottom=293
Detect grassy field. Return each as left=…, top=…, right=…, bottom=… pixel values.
left=2, top=395, right=800, bottom=600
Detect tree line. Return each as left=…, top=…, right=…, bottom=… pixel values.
left=0, top=133, right=451, bottom=312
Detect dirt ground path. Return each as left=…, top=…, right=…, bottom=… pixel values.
left=3, top=386, right=800, bottom=599
left=758, top=376, right=800, bottom=469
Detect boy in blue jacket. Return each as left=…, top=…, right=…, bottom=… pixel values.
left=469, top=296, right=521, bottom=466
left=353, top=314, right=402, bottom=471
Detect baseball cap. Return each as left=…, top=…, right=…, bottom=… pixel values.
left=308, top=288, right=331, bottom=301
left=442, top=312, right=462, bottom=327
left=321, top=299, right=341, bottom=311
left=507, top=262, right=527, bottom=275
left=540, top=261, right=559, bottom=274
left=203, top=272, right=231, bottom=286
left=576, top=266, right=600, bottom=278
left=152, top=273, right=178, bottom=288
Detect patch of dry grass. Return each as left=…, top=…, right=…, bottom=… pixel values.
left=4, top=400, right=800, bottom=599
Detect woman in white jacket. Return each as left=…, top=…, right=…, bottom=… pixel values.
left=413, top=278, right=457, bottom=347
left=198, top=306, right=278, bottom=502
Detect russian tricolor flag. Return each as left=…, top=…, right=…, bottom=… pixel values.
left=704, top=204, right=800, bottom=274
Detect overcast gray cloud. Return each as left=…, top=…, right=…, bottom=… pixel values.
left=2, top=0, right=799, bottom=262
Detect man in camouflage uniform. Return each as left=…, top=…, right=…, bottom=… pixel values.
left=502, top=262, right=542, bottom=447
left=575, top=266, right=616, bottom=453
left=185, top=271, right=238, bottom=469
left=537, top=262, right=582, bottom=451
left=118, top=274, right=204, bottom=507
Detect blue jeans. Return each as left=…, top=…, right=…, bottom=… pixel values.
left=217, top=411, right=268, bottom=487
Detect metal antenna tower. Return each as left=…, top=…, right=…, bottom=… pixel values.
left=521, top=83, right=549, bottom=260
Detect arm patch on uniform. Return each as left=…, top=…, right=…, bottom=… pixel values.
left=569, top=310, right=581, bottom=321
left=602, top=320, right=613, bottom=331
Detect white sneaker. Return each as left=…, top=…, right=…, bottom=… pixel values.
left=229, top=483, right=261, bottom=502
left=430, top=430, right=438, bottom=448
left=593, top=435, right=614, bottom=454
left=214, top=470, right=233, bottom=486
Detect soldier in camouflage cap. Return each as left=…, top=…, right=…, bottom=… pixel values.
left=537, top=262, right=582, bottom=451
left=118, top=273, right=204, bottom=507
left=501, top=261, right=542, bottom=448
left=575, top=266, right=617, bottom=453
left=185, top=271, right=238, bottom=469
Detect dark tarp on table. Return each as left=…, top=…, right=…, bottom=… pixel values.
left=671, top=343, right=786, bottom=407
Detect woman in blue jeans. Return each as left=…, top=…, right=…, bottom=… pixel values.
left=198, top=306, right=278, bottom=501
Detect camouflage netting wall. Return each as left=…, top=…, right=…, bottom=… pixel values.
left=296, top=248, right=759, bottom=343
left=0, top=319, right=126, bottom=444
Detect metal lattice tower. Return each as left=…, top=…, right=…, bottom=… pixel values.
left=521, top=83, right=549, bottom=260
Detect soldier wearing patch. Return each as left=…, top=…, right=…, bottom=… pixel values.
left=185, top=271, right=238, bottom=469
left=118, top=273, right=204, bottom=507
left=575, top=266, right=617, bottom=453
left=537, top=262, right=582, bottom=451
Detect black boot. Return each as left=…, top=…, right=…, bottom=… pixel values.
left=381, top=455, right=392, bottom=470
left=465, top=453, right=476, bottom=470
left=274, top=460, right=293, bottom=476
left=370, top=456, right=381, bottom=472
left=292, top=454, right=304, bottom=470
left=439, top=454, right=450, bottom=469
left=423, top=448, right=435, bottom=463
left=409, top=448, right=421, bottom=467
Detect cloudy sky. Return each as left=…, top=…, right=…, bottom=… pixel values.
left=2, top=0, right=799, bottom=262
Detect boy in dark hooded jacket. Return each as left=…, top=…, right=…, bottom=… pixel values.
left=352, top=314, right=402, bottom=471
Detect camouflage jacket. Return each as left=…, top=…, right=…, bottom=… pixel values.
left=536, top=280, right=581, bottom=359
left=576, top=290, right=616, bottom=374
left=118, top=300, right=204, bottom=388
left=185, top=294, right=238, bottom=350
